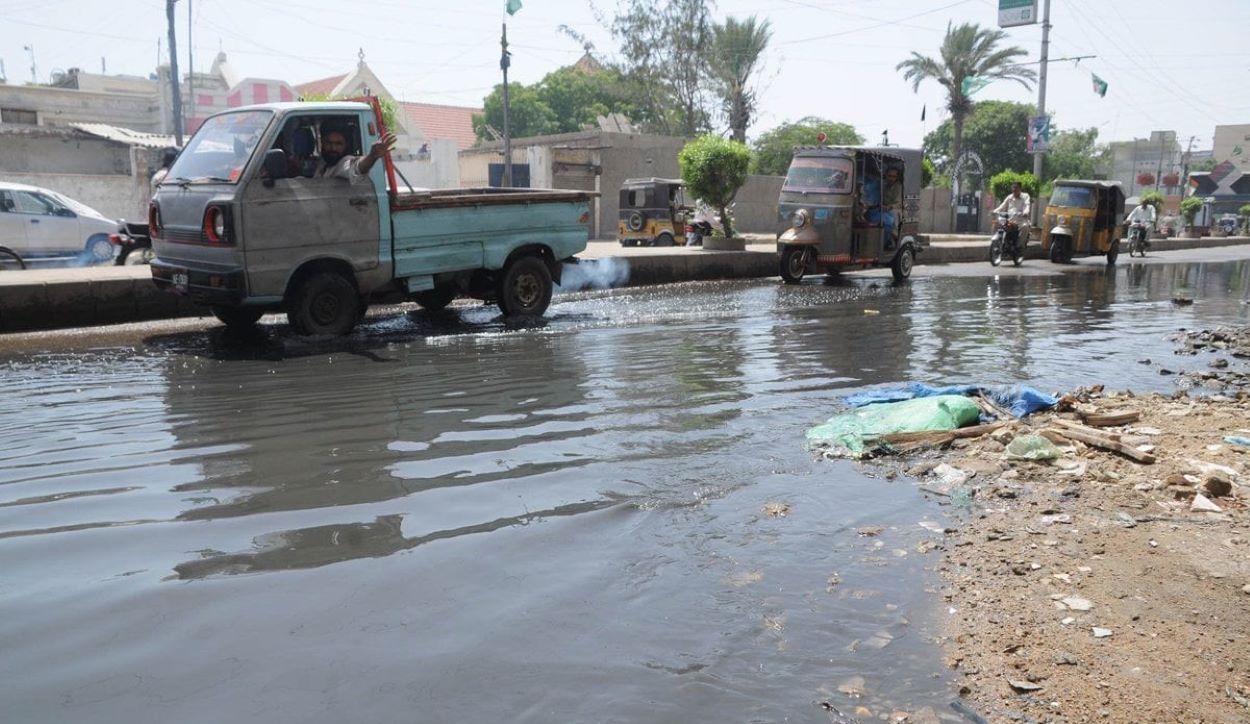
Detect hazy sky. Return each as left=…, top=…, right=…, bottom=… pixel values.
left=3, top=0, right=1248, bottom=151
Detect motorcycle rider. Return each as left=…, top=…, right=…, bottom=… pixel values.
left=1125, top=200, right=1156, bottom=246
left=993, top=181, right=1032, bottom=248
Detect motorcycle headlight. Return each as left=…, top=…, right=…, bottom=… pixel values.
left=1057, top=215, right=1069, bottom=227
left=791, top=209, right=810, bottom=228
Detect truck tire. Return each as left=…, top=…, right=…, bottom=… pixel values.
left=891, top=245, right=914, bottom=281
left=413, top=286, right=456, bottom=312
left=212, top=305, right=265, bottom=329
left=287, top=271, right=361, bottom=336
left=497, top=255, right=553, bottom=317
left=779, top=246, right=808, bottom=284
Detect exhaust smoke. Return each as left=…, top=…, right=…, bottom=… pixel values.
left=558, top=258, right=630, bottom=292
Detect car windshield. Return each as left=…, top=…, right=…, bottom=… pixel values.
left=166, top=110, right=272, bottom=184
left=784, top=157, right=853, bottom=194
left=46, top=191, right=104, bottom=218
left=1049, top=186, right=1097, bottom=209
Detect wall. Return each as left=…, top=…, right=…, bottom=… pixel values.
left=392, top=139, right=460, bottom=189
left=1213, top=124, right=1250, bottom=171
left=0, top=83, right=158, bottom=131
left=0, top=129, right=133, bottom=175
left=596, top=133, right=687, bottom=239
left=732, top=175, right=784, bottom=234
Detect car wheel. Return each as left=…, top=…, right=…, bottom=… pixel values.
left=287, top=271, right=361, bottom=336
left=212, top=305, right=265, bottom=329
left=891, top=245, right=914, bottom=281
left=413, top=285, right=457, bottom=311
left=86, top=234, right=114, bottom=264
left=779, top=246, right=808, bottom=284
left=497, top=255, right=553, bottom=317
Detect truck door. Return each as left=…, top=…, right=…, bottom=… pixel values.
left=240, top=112, right=382, bottom=298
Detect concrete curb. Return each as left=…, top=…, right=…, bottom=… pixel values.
left=3, top=236, right=1250, bottom=333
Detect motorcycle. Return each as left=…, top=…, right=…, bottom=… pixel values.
left=989, top=213, right=1025, bottom=267
left=110, top=221, right=154, bottom=265
left=684, top=219, right=713, bottom=247
left=1127, top=221, right=1150, bottom=257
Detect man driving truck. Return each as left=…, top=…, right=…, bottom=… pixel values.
left=317, top=122, right=397, bottom=180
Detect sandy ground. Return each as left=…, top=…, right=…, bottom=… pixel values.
left=858, top=329, right=1250, bottom=723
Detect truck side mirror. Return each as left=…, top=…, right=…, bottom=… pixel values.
left=262, top=149, right=288, bottom=187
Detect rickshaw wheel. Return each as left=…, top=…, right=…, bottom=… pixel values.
left=655, top=232, right=675, bottom=247
left=779, top=246, right=808, bottom=284
left=891, top=246, right=914, bottom=281
left=1049, top=237, right=1073, bottom=264
left=1105, top=240, right=1120, bottom=266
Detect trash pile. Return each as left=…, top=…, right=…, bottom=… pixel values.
left=807, top=383, right=1057, bottom=459
left=1173, top=326, right=1250, bottom=393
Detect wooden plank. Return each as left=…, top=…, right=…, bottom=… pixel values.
left=1078, top=409, right=1141, bottom=427
left=1046, top=421, right=1156, bottom=463
left=974, top=393, right=1016, bottom=421
left=879, top=421, right=1008, bottom=445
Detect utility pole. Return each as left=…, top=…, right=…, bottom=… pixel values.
left=1031, top=0, right=1051, bottom=224
left=22, top=44, right=37, bottom=83
left=1155, top=133, right=1167, bottom=192
left=166, top=0, right=184, bottom=146
left=500, top=22, right=512, bottom=187
left=187, top=0, right=194, bottom=134
left=1180, top=135, right=1196, bottom=194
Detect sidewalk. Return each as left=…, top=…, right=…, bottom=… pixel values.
left=3, top=235, right=1250, bottom=333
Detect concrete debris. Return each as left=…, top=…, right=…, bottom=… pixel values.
left=1191, top=494, right=1224, bottom=513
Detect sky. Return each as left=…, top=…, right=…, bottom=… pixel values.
left=3, top=0, right=1248, bottom=151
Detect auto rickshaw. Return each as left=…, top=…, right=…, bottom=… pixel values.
left=618, top=178, right=689, bottom=246
left=776, top=146, right=927, bottom=282
left=1041, top=180, right=1125, bottom=264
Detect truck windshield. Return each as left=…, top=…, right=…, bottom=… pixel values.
left=166, top=110, right=273, bottom=184
left=1049, top=186, right=1097, bottom=208
left=784, top=157, right=853, bottom=194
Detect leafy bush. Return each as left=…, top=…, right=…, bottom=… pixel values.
left=922, top=157, right=935, bottom=188
left=989, top=170, right=1039, bottom=201
left=679, top=135, right=751, bottom=237
left=1180, top=197, right=1203, bottom=224
left=1241, top=204, right=1250, bottom=234
left=1139, top=190, right=1164, bottom=211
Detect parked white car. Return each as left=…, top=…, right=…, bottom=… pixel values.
left=0, top=182, right=119, bottom=263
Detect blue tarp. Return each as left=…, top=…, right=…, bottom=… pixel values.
left=842, top=383, right=1057, bottom=419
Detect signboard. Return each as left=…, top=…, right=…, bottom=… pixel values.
left=1027, top=114, right=1051, bottom=154
left=999, top=0, right=1038, bottom=27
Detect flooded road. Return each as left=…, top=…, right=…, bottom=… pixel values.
left=2, top=257, right=1249, bottom=723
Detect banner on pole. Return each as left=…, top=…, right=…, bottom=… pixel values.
left=998, top=0, right=1038, bottom=28
left=1027, top=114, right=1051, bottom=154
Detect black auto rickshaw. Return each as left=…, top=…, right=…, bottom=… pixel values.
left=1041, top=180, right=1125, bottom=264
left=776, top=146, right=927, bottom=282
left=618, top=178, right=689, bottom=247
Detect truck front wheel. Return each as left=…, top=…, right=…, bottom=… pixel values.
left=497, top=256, right=553, bottom=317
left=287, top=271, right=361, bottom=336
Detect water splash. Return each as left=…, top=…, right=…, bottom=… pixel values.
left=558, top=258, right=630, bottom=292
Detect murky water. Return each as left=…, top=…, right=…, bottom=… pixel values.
left=2, top=259, right=1249, bottom=723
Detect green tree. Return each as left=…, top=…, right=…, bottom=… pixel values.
left=1191, top=157, right=1217, bottom=173
left=750, top=117, right=863, bottom=175
left=300, top=92, right=400, bottom=135
left=1180, top=197, right=1203, bottom=225
left=472, top=83, right=557, bottom=143
left=922, top=100, right=1032, bottom=180
left=679, top=135, right=751, bottom=237
left=611, top=0, right=714, bottom=136
left=922, top=157, right=936, bottom=188
left=709, top=15, right=772, bottom=143
left=897, top=23, right=1036, bottom=184
left=535, top=66, right=639, bottom=134
left=989, top=170, right=1038, bottom=201
left=1139, top=190, right=1164, bottom=211
left=1240, top=203, right=1250, bottom=234
left=1045, top=127, right=1110, bottom=183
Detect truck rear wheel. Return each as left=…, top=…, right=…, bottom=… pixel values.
left=212, top=305, right=265, bottom=329
left=497, top=255, right=553, bottom=317
left=287, top=271, right=361, bottom=336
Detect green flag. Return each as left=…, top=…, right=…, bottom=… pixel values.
left=1091, top=73, right=1108, bottom=98
left=506, top=0, right=522, bottom=14
left=960, top=76, right=990, bottom=96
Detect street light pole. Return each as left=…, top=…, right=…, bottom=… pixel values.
left=500, top=22, right=512, bottom=188
left=1031, top=0, right=1051, bottom=218
left=166, top=0, right=184, bottom=145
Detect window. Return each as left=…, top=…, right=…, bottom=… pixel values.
left=1, top=108, right=38, bottom=124
left=167, top=110, right=273, bottom=184
left=784, top=156, right=854, bottom=194
left=0, top=191, right=14, bottom=212
left=13, top=191, right=59, bottom=215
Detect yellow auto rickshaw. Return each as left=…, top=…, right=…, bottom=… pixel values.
left=1041, top=180, right=1125, bottom=264
left=618, top=178, right=688, bottom=247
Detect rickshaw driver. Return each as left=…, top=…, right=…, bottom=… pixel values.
left=863, top=166, right=902, bottom=249
left=994, top=181, right=1032, bottom=246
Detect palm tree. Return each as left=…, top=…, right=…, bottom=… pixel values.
left=710, top=15, right=772, bottom=143
left=897, top=22, right=1035, bottom=180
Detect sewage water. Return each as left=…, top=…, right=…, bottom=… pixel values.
left=1, top=259, right=1248, bottom=723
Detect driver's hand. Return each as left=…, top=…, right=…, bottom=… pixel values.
left=368, top=132, right=398, bottom=160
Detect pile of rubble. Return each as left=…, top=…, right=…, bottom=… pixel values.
left=1173, top=326, right=1250, bottom=393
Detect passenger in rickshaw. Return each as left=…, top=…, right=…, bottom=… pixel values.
left=861, top=163, right=902, bottom=249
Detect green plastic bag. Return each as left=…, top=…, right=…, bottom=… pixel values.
left=807, top=395, right=982, bottom=458
left=1005, top=434, right=1061, bottom=461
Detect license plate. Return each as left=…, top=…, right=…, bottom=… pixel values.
left=172, top=271, right=189, bottom=293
